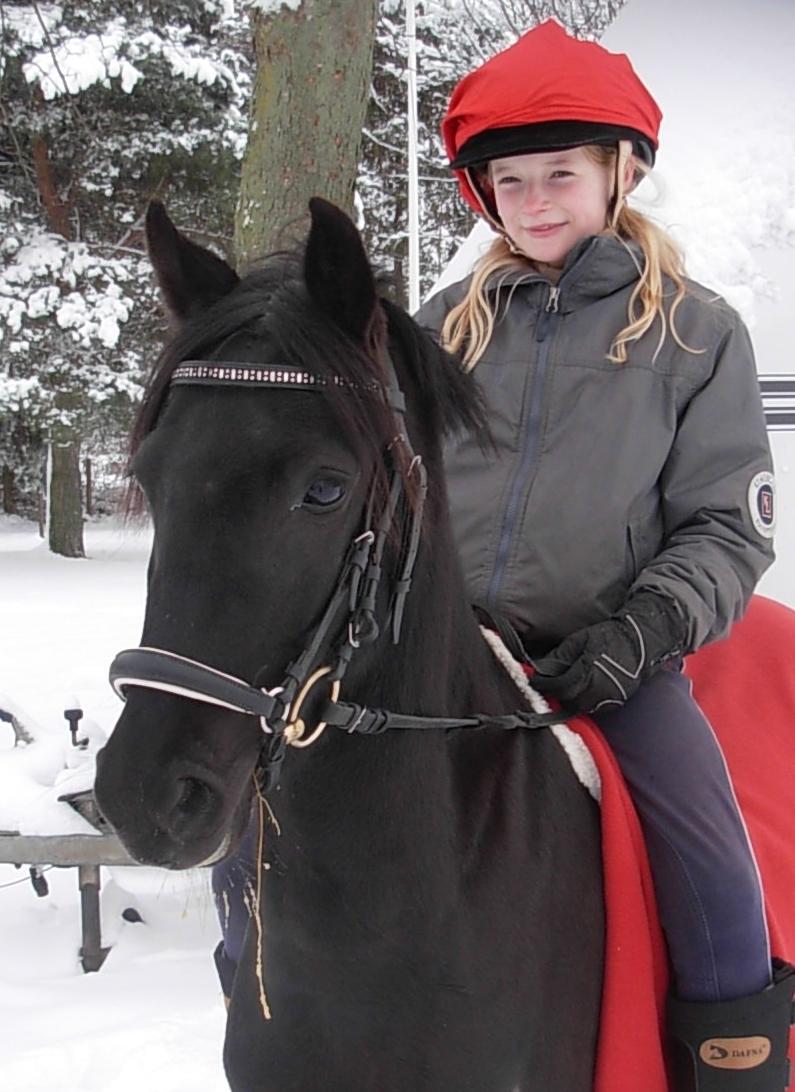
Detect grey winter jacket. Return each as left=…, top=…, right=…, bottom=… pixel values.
left=416, top=234, right=776, bottom=656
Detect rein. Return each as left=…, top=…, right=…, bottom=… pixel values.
left=109, top=356, right=563, bottom=793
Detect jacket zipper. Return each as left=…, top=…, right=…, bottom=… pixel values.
left=485, top=284, right=560, bottom=613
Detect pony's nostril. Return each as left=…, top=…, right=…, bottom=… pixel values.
left=171, top=776, right=217, bottom=832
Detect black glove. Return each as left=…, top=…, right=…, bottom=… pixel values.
left=530, top=593, right=688, bottom=714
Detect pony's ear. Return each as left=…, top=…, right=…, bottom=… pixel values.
left=303, top=197, right=378, bottom=344
left=144, top=201, right=239, bottom=324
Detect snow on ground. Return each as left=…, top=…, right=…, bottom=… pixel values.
left=0, top=518, right=228, bottom=1091
left=0, top=865, right=227, bottom=1092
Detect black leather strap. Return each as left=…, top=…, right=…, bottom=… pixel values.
left=109, top=648, right=283, bottom=724
left=320, top=699, right=566, bottom=735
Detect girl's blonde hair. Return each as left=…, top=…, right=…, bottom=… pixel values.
left=441, top=142, right=697, bottom=369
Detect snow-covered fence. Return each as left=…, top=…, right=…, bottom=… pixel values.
left=0, top=821, right=138, bottom=972
left=0, top=697, right=141, bottom=973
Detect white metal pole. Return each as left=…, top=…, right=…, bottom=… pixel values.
left=406, top=0, right=420, bottom=313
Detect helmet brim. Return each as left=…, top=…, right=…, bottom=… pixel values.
left=450, top=120, right=656, bottom=171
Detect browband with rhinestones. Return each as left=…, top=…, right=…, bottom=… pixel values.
left=170, top=360, right=405, bottom=413
left=171, top=360, right=381, bottom=394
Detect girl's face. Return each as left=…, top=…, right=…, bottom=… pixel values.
left=488, top=146, right=615, bottom=267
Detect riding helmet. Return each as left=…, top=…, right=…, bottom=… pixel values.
left=442, top=20, right=663, bottom=217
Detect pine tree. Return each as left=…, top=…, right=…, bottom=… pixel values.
left=0, top=0, right=251, bottom=551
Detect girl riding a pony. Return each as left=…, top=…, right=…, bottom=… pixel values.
left=416, top=19, right=793, bottom=1092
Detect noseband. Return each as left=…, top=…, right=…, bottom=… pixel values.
left=109, top=355, right=563, bottom=794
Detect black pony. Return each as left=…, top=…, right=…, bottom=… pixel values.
left=95, top=199, right=603, bottom=1091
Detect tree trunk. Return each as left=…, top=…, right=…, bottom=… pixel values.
left=48, top=438, right=85, bottom=558
left=391, top=189, right=409, bottom=310
left=31, top=124, right=71, bottom=239
left=235, top=0, right=378, bottom=268
left=1, top=465, right=16, bottom=514
left=84, top=456, right=93, bottom=516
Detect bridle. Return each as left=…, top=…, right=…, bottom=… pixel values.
left=109, top=355, right=564, bottom=794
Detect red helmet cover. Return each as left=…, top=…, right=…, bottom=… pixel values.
left=442, top=20, right=663, bottom=214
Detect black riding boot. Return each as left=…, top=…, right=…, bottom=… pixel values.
left=668, top=960, right=795, bottom=1091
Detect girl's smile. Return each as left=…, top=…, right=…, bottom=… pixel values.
left=525, top=222, right=567, bottom=236
left=488, top=146, right=619, bottom=266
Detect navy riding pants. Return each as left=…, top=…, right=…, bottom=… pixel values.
left=212, top=823, right=258, bottom=999
left=592, top=663, right=771, bottom=1003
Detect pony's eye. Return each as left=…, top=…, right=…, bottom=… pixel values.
left=302, top=477, right=346, bottom=510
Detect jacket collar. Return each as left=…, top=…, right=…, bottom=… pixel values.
left=485, top=234, right=644, bottom=312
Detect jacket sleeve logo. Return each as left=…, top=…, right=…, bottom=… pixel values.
left=748, top=471, right=776, bottom=539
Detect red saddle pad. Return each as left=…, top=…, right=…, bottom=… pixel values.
left=535, top=595, right=795, bottom=1091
